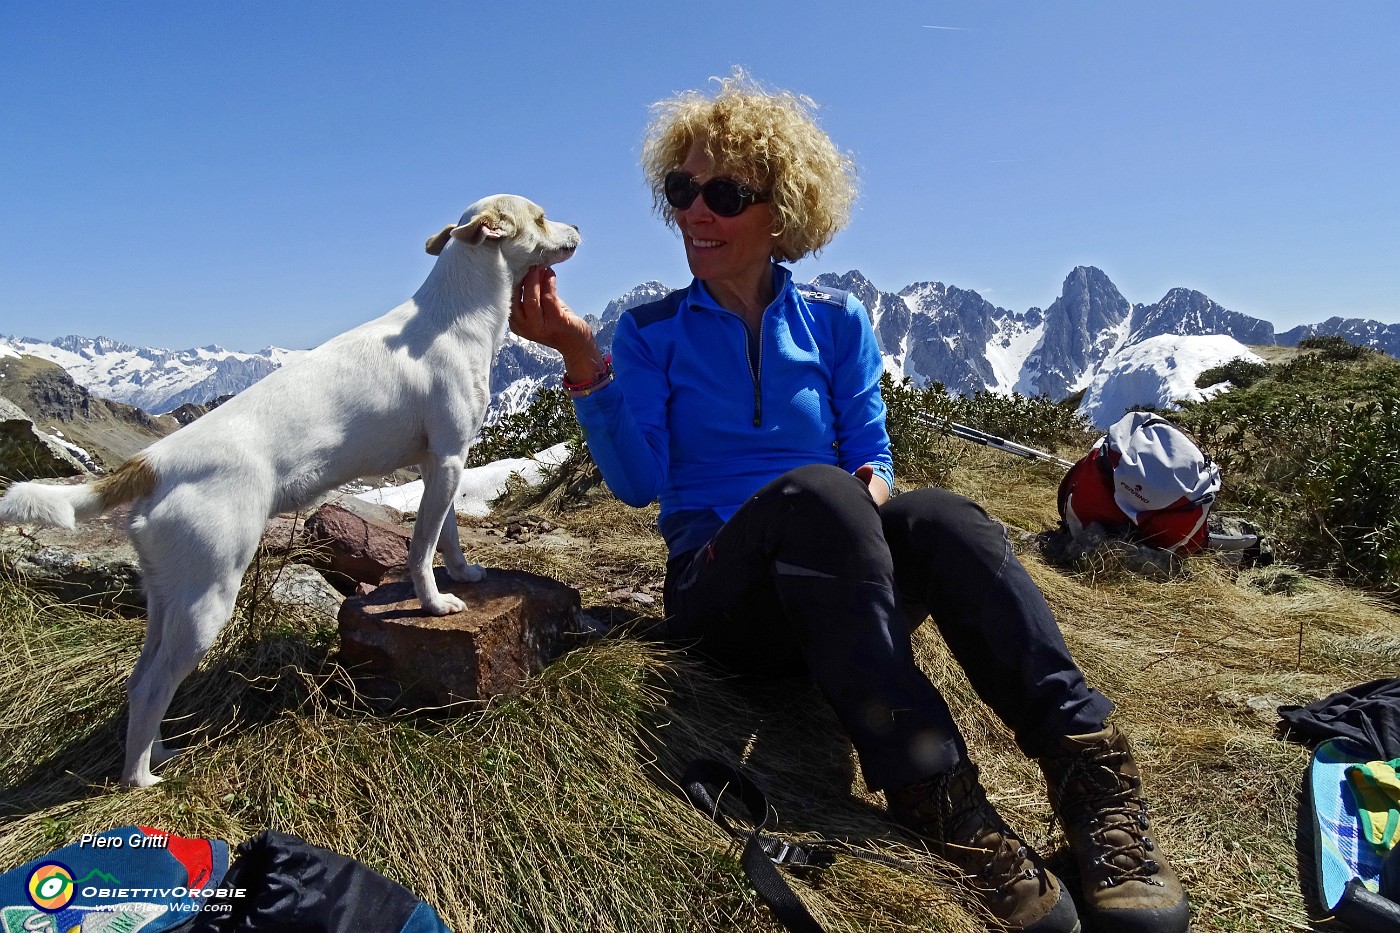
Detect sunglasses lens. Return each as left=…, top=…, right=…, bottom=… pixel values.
left=703, top=180, right=745, bottom=216
left=664, top=172, right=759, bottom=216
left=664, top=172, right=699, bottom=210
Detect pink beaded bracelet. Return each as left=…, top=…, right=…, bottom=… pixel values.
left=563, top=355, right=614, bottom=398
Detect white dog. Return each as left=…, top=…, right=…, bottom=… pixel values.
left=0, top=194, right=580, bottom=787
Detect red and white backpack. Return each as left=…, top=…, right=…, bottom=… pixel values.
left=1057, top=412, right=1222, bottom=554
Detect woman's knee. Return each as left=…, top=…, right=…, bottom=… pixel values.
left=758, top=465, right=890, bottom=576
left=770, top=464, right=880, bottom=525
left=775, top=463, right=863, bottom=495
left=772, top=459, right=868, bottom=504
left=882, top=487, right=996, bottom=538
left=881, top=487, right=1011, bottom=584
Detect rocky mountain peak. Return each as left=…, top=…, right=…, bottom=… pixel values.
left=898, top=280, right=950, bottom=305
left=1020, top=266, right=1133, bottom=400
left=1056, top=266, right=1126, bottom=310
left=600, top=281, right=672, bottom=323
left=1129, top=288, right=1275, bottom=346
left=1064, top=264, right=1113, bottom=288
left=812, top=270, right=880, bottom=312
left=52, top=335, right=138, bottom=358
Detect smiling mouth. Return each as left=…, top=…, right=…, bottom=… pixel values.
left=690, top=238, right=723, bottom=248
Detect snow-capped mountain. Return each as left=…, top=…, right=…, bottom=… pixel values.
left=5, top=266, right=1396, bottom=431
left=0, top=335, right=308, bottom=415
left=825, top=266, right=1396, bottom=426
left=810, top=265, right=1302, bottom=425
left=1126, top=287, right=1275, bottom=347
left=1278, top=316, right=1400, bottom=355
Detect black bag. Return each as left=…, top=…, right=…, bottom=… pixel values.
left=185, top=831, right=450, bottom=933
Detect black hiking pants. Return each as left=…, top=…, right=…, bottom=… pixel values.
left=660, top=464, right=1114, bottom=792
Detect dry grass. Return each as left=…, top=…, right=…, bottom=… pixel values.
left=2, top=453, right=1398, bottom=932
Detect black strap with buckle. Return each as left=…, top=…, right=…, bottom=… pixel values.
left=681, top=758, right=835, bottom=933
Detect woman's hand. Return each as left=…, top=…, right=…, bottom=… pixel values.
left=510, top=266, right=605, bottom=382
left=855, top=464, right=891, bottom=507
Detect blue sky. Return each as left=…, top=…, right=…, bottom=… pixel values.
left=2, top=1, right=1396, bottom=351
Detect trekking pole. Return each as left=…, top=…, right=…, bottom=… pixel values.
left=914, top=414, right=1266, bottom=555
left=915, top=414, right=1077, bottom=470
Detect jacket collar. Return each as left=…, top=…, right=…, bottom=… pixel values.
left=686, top=263, right=793, bottom=315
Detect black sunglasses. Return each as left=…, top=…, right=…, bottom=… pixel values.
left=663, top=171, right=768, bottom=217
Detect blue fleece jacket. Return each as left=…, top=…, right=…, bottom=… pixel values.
left=572, top=264, right=895, bottom=558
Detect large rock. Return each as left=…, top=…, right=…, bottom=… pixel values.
left=303, top=497, right=411, bottom=590
left=0, top=498, right=143, bottom=612
left=264, top=562, right=344, bottom=623
left=337, top=568, right=584, bottom=705
left=0, top=397, right=91, bottom=480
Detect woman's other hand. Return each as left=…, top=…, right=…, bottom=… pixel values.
left=511, top=266, right=605, bottom=382
left=855, top=464, right=891, bottom=507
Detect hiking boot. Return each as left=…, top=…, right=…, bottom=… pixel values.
left=1039, top=725, right=1190, bottom=933
left=888, top=760, right=1081, bottom=932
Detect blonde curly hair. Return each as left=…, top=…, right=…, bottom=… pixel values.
left=641, top=69, right=857, bottom=263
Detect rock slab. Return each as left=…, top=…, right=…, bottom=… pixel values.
left=0, top=499, right=144, bottom=613
left=337, top=568, right=583, bottom=705
left=0, top=397, right=91, bottom=480
left=303, top=498, right=411, bottom=589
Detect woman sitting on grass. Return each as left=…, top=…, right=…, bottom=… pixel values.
left=510, top=70, right=1189, bottom=933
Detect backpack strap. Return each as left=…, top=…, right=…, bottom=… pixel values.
left=1094, top=435, right=1116, bottom=483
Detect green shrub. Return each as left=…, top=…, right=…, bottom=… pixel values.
left=879, top=373, right=957, bottom=484
left=880, top=373, right=1097, bottom=486
left=1174, top=352, right=1400, bottom=595
left=468, top=385, right=581, bottom=467
left=953, top=389, right=1097, bottom=450
left=1299, top=334, right=1370, bottom=361
left=1307, top=398, right=1400, bottom=587
left=1195, top=357, right=1270, bottom=390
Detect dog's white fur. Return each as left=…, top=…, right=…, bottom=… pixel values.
left=0, top=194, right=580, bottom=787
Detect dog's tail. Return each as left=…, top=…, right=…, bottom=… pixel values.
left=0, top=454, right=159, bottom=530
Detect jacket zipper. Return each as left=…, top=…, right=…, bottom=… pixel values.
left=742, top=319, right=763, bottom=427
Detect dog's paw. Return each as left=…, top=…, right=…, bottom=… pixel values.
left=121, top=770, right=164, bottom=789
left=446, top=561, right=486, bottom=583
left=422, top=593, right=467, bottom=615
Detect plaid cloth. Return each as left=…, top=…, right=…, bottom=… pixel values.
left=1311, top=739, right=1386, bottom=910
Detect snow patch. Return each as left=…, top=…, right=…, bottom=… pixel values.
left=986, top=318, right=1044, bottom=393
left=354, top=442, right=573, bottom=516
left=1078, top=334, right=1263, bottom=429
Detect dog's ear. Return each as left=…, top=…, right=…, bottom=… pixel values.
left=425, top=224, right=456, bottom=256
left=451, top=209, right=515, bottom=246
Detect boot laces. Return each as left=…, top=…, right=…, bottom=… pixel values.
left=1054, top=745, right=1161, bottom=886
left=934, top=768, right=1042, bottom=896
